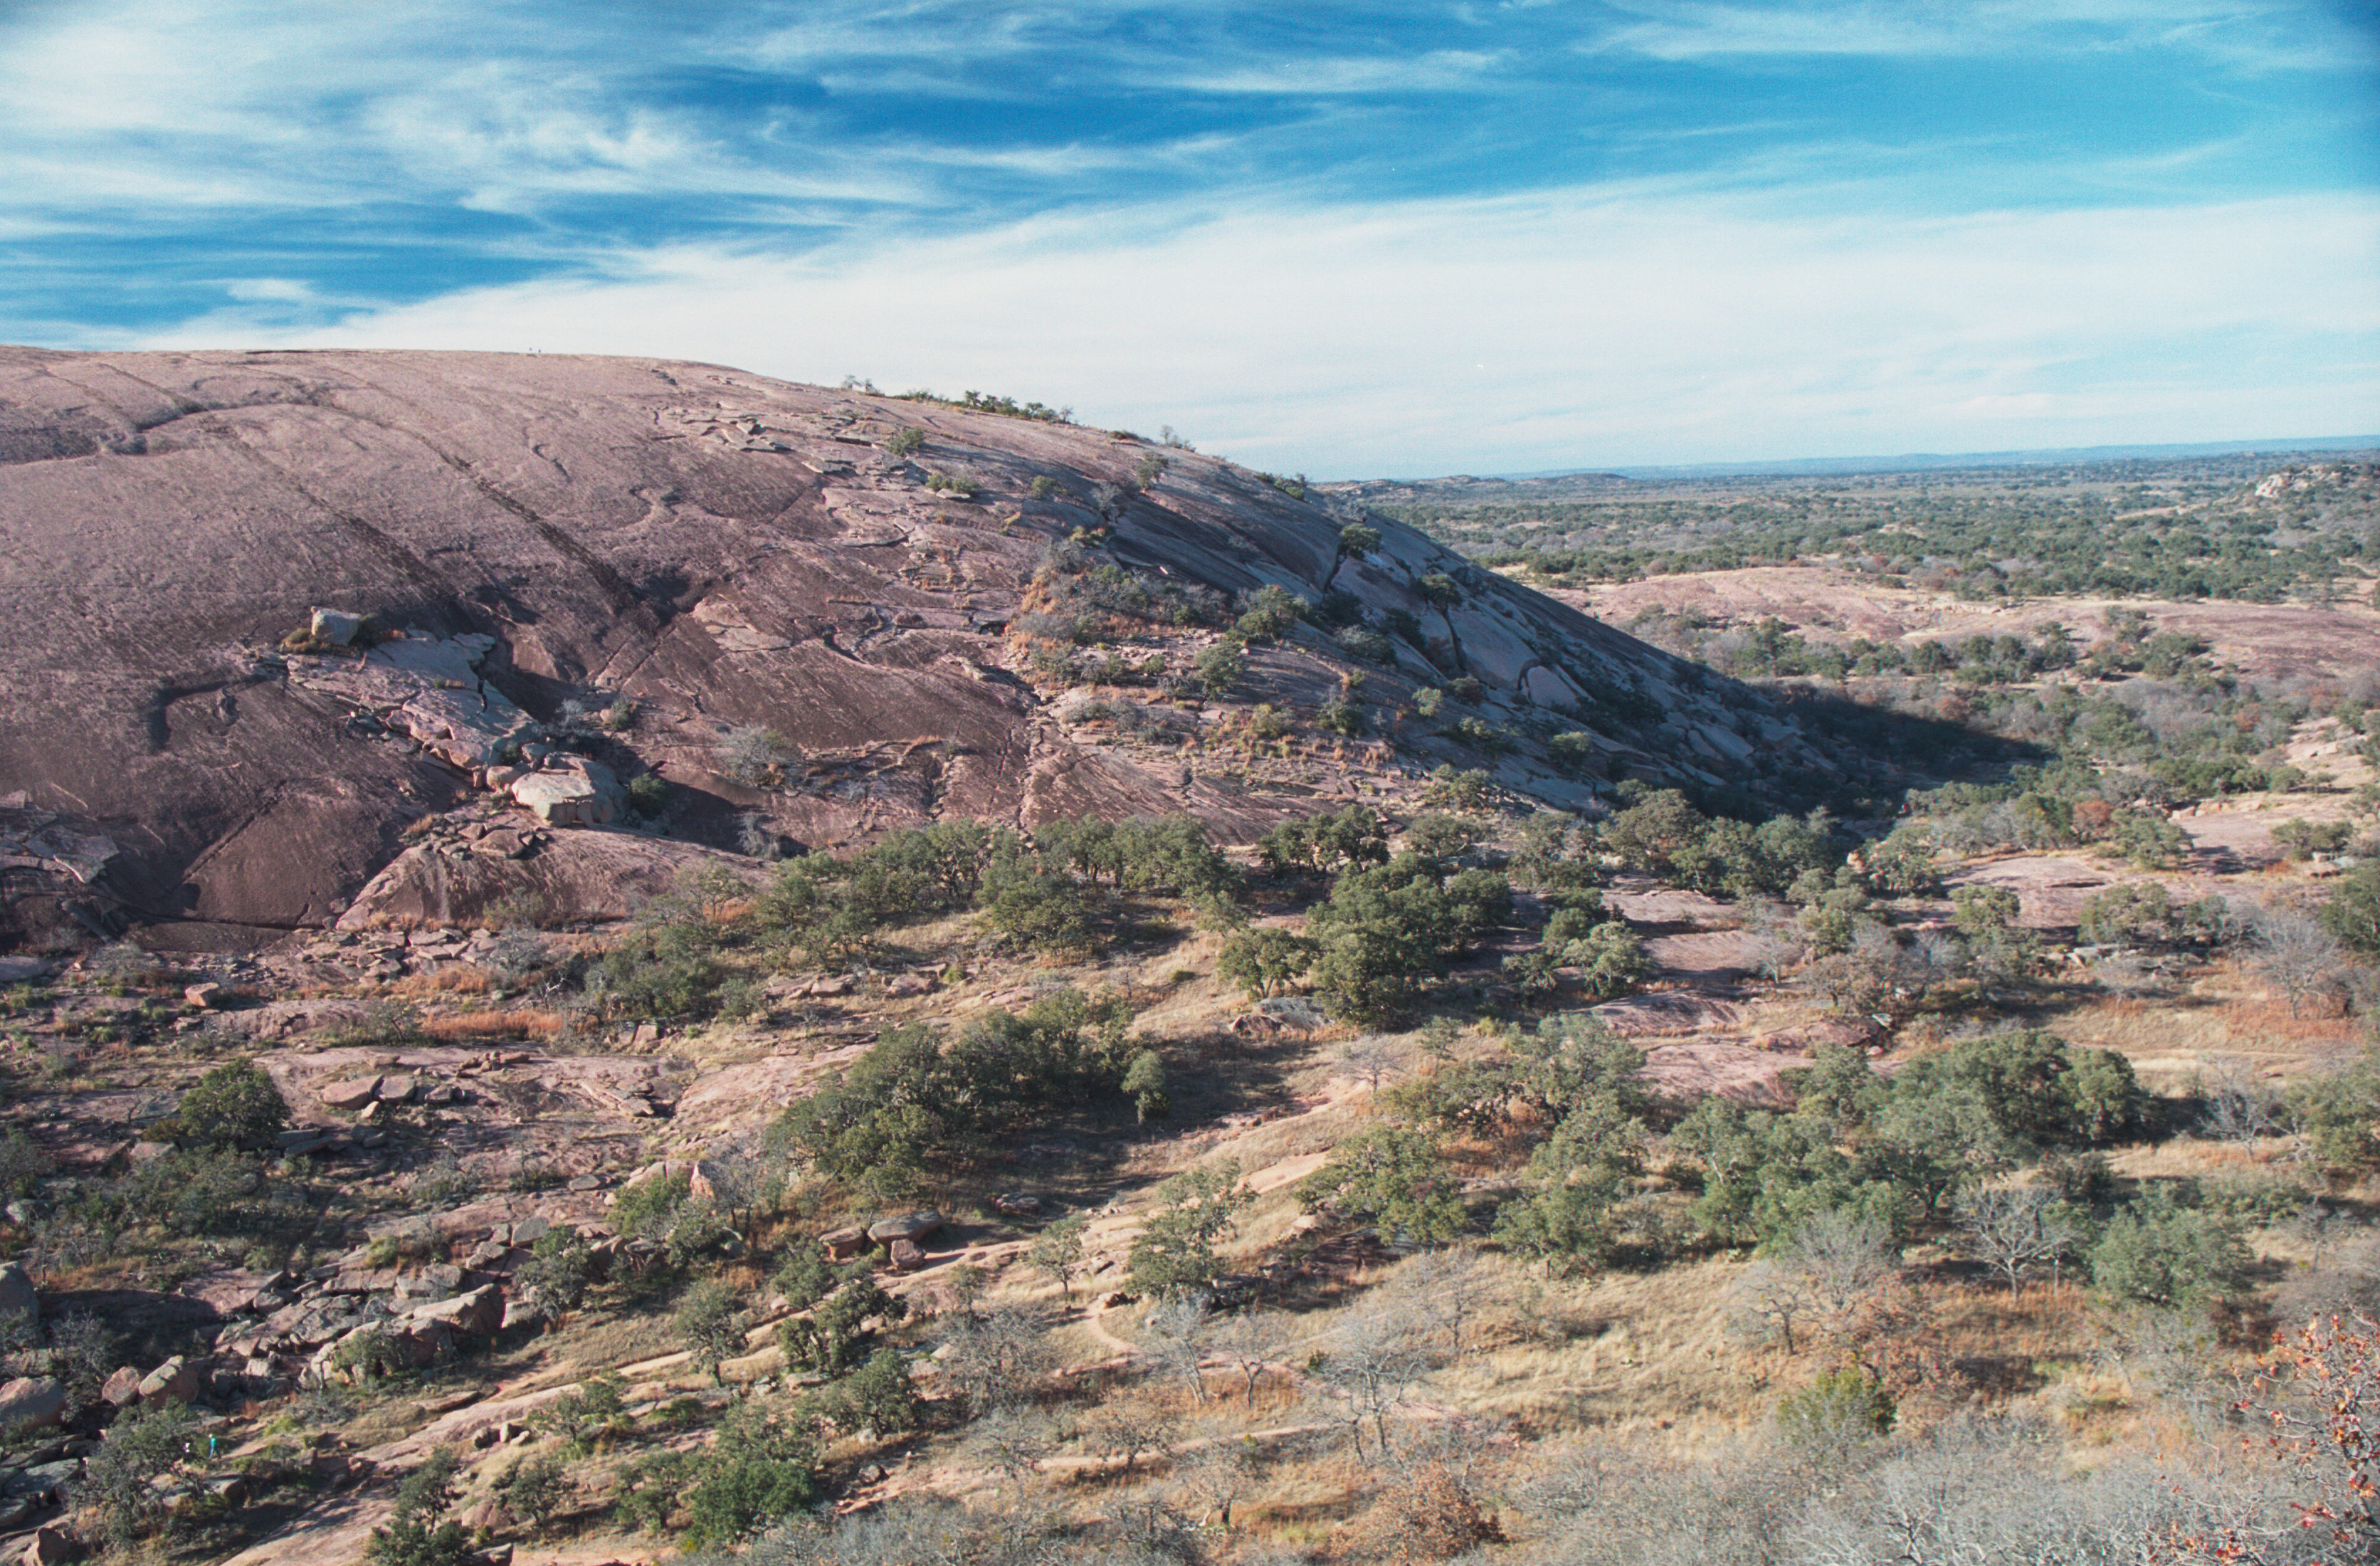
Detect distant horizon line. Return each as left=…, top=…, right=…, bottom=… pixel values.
left=1359, top=435, right=2380, bottom=485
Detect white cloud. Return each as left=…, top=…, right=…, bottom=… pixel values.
left=223, top=278, right=313, bottom=302
left=144, top=185, right=2380, bottom=474
left=1586, top=0, right=2372, bottom=67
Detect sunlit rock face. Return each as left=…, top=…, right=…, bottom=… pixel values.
left=0, top=347, right=1824, bottom=948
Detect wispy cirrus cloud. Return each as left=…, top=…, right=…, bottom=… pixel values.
left=144, top=185, right=2378, bottom=475
left=1, top=0, right=2372, bottom=468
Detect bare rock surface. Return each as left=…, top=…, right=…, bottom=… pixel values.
left=0, top=347, right=1824, bottom=951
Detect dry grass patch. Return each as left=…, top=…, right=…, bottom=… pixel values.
left=1435, top=1254, right=1756, bottom=1438
left=421, top=1009, right=575, bottom=1042
left=386, top=966, right=492, bottom=999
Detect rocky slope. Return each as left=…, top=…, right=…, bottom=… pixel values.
left=0, top=349, right=1830, bottom=951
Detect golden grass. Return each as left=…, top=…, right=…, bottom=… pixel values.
left=419, top=1009, right=575, bottom=1042
left=385, top=966, right=492, bottom=999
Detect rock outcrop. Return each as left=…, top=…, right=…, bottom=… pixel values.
left=0, top=348, right=1838, bottom=950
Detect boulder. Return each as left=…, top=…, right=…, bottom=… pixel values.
left=5, top=1462, right=77, bottom=1503
left=821, top=1226, right=868, bottom=1262
left=135, top=1356, right=201, bottom=1405
left=181, top=982, right=224, bottom=1009
left=21, top=1524, right=78, bottom=1565
left=376, top=1074, right=417, bottom=1103
left=0, top=1377, right=63, bottom=1434
left=100, top=1367, right=142, bottom=1407
left=509, top=760, right=623, bottom=828
left=0, top=1263, right=36, bottom=1327
left=403, top=1284, right=504, bottom=1337
left=886, top=1239, right=925, bottom=1273
left=866, top=1210, right=944, bottom=1245
left=318, top=1076, right=382, bottom=1110
left=309, top=607, right=364, bottom=646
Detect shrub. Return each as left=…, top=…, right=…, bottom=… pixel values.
left=1297, top=1125, right=1466, bottom=1244
left=2322, top=863, right=2380, bottom=957
left=923, top=471, right=979, bottom=498
left=1192, top=638, right=1247, bottom=696
left=161, top=1058, right=290, bottom=1152
left=2088, top=1187, right=2248, bottom=1308
left=1123, top=1049, right=1169, bottom=1122
left=717, top=725, right=795, bottom=789
left=626, top=773, right=670, bottom=817
left=1776, top=1367, right=1895, bottom=1461
left=1129, top=1163, right=1248, bottom=1298
left=678, top=1278, right=746, bottom=1384
left=1316, top=697, right=1366, bottom=735
left=1234, top=584, right=1305, bottom=643
left=365, top=1449, right=472, bottom=1566
left=71, top=1401, right=199, bottom=1553
left=679, top=1404, right=821, bottom=1547
left=883, top=427, right=923, bottom=456
left=496, top=1453, right=571, bottom=1535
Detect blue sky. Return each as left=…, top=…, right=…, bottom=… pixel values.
left=1, top=1, right=2374, bottom=475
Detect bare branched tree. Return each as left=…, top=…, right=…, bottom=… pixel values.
left=1784, top=1208, right=1900, bottom=1340
left=1088, top=1399, right=1171, bottom=1477
left=964, top=1409, right=1054, bottom=1503
left=1316, top=1305, right=1431, bottom=1463
left=1727, top=1259, right=1821, bottom=1355
left=2199, top=1054, right=2287, bottom=1149
left=1171, top=1436, right=1257, bottom=1533
left=1337, top=1034, right=1403, bottom=1098
left=1953, top=1184, right=2080, bottom=1293
left=1213, top=1310, right=1282, bottom=1404
left=2254, top=908, right=2347, bottom=1016
left=937, top=1307, right=1055, bottom=1417
left=1139, top=1292, right=1212, bottom=1404
left=1392, top=1244, right=1495, bottom=1362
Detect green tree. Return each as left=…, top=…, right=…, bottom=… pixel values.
left=1130, top=1163, right=1248, bottom=1298
left=678, top=1279, right=745, bottom=1384
left=365, top=1449, right=473, bottom=1566
left=1217, top=927, right=1320, bottom=999
left=1564, top=921, right=1652, bottom=999
left=1297, top=1125, right=1467, bottom=1244
left=1123, top=1049, right=1170, bottom=1123
left=2322, top=864, right=2380, bottom=957
left=680, top=1404, right=821, bottom=1548
left=780, top=1273, right=908, bottom=1375
left=1492, top=1091, right=1646, bottom=1270
left=2088, top=1187, right=2248, bottom=1308
left=1026, top=1214, right=1091, bottom=1300
left=818, top=1347, right=923, bottom=1436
